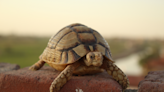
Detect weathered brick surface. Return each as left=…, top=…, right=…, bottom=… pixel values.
left=124, top=89, right=138, bottom=92
left=138, top=71, right=164, bottom=92
left=128, top=75, right=144, bottom=87
left=0, top=63, right=20, bottom=73
left=0, top=66, right=123, bottom=92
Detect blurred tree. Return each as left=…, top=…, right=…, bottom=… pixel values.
left=139, top=45, right=160, bottom=66
left=138, top=41, right=164, bottom=75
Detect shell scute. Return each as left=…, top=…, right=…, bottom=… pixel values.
left=56, top=32, right=80, bottom=51
left=73, top=26, right=92, bottom=33
left=67, top=50, right=81, bottom=64
left=60, top=51, right=68, bottom=64
left=72, top=44, right=90, bottom=57
left=78, top=33, right=96, bottom=45
left=48, top=27, right=72, bottom=49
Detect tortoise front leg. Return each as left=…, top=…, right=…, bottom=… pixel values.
left=50, top=63, right=78, bottom=92
left=29, top=60, right=45, bottom=71
left=102, top=60, right=129, bottom=90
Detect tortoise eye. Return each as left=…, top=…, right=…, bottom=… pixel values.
left=90, top=55, right=94, bottom=59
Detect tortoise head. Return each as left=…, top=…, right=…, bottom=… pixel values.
left=84, top=52, right=103, bottom=67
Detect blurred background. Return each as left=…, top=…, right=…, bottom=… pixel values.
left=0, top=0, right=164, bottom=88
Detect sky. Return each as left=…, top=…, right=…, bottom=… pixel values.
left=0, top=0, right=164, bottom=39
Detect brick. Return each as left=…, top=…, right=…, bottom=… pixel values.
left=124, top=89, right=138, bottom=92
left=138, top=71, right=164, bottom=92
left=0, top=66, right=123, bottom=92
left=0, top=63, right=20, bottom=73
left=128, top=75, right=144, bottom=87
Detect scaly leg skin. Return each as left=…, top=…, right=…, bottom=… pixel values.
left=29, top=60, right=45, bottom=71
left=102, top=60, right=129, bottom=91
left=50, top=64, right=76, bottom=92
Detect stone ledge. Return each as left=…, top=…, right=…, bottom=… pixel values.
left=138, top=71, right=164, bottom=92
left=0, top=66, right=123, bottom=92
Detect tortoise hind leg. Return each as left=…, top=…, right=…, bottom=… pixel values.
left=29, top=60, right=45, bottom=71
left=101, top=60, right=129, bottom=90
left=50, top=64, right=78, bottom=92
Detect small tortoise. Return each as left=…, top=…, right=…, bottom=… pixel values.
left=29, top=23, right=129, bottom=92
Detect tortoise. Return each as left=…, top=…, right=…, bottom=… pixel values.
left=29, top=23, right=129, bottom=92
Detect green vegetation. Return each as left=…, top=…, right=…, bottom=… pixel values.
left=0, top=35, right=49, bottom=68
left=0, top=35, right=140, bottom=68
left=138, top=41, right=162, bottom=66
left=107, top=38, right=129, bottom=56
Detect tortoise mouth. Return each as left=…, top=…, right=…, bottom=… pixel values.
left=92, top=62, right=102, bottom=67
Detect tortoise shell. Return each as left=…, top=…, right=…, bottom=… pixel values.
left=40, top=23, right=113, bottom=65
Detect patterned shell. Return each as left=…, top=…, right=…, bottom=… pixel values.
left=40, top=23, right=113, bottom=65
